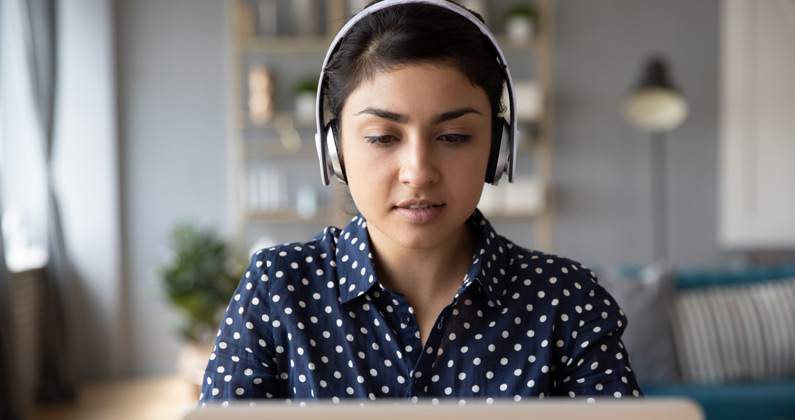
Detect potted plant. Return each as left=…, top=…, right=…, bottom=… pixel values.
left=294, top=76, right=318, bottom=125
left=159, top=223, right=243, bottom=395
left=504, top=3, right=538, bottom=44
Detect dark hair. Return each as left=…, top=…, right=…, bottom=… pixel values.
left=323, top=1, right=506, bottom=125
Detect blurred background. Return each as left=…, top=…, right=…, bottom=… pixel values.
left=2, top=0, right=794, bottom=419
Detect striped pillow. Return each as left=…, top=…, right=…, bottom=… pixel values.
left=670, top=277, right=795, bottom=384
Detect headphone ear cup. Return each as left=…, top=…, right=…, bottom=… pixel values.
left=324, top=119, right=347, bottom=184
left=497, top=118, right=510, bottom=180
left=486, top=117, right=510, bottom=184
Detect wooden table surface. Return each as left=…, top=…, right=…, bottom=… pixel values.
left=28, top=375, right=197, bottom=420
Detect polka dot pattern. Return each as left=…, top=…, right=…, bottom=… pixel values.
left=199, top=210, right=642, bottom=404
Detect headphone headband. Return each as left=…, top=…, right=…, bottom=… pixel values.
left=315, top=0, right=518, bottom=185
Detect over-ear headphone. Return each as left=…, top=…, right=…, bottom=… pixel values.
left=314, top=0, right=518, bottom=186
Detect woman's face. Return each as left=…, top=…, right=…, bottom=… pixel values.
left=339, top=63, right=492, bottom=253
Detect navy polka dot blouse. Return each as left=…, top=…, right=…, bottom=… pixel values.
left=200, top=210, right=642, bottom=404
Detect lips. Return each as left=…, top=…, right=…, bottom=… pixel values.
left=394, top=199, right=445, bottom=223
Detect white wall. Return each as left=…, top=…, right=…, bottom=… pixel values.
left=719, top=0, right=795, bottom=248
left=115, top=0, right=228, bottom=376
left=54, top=0, right=126, bottom=380
left=554, top=0, right=729, bottom=268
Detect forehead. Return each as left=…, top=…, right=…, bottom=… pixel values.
left=343, top=63, right=489, bottom=114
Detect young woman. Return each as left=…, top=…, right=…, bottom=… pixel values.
left=200, top=0, right=641, bottom=404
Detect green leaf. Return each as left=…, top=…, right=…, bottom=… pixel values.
left=158, top=223, right=244, bottom=343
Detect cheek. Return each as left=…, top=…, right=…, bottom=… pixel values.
left=452, top=144, right=491, bottom=178
left=342, top=140, right=382, bottom=174
left=340, top=141, right=391, bottom=197
left=453, top=159, right=489, bottom=194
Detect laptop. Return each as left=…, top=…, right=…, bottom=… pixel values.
left=183, top=398, right=703, bottom=420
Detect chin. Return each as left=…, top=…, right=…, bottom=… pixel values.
left=396, top=235, right=444, bottom=250
left=390, top=221, right=466, bottom=251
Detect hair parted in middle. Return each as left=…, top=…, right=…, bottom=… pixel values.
left=322, top=0, right=507, bottom=128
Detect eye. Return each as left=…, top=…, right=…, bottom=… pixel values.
left=364, top=135, right=399, bottom=145
left=438, top=133, right=472, bottom=144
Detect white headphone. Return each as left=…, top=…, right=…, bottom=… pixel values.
left=314, top=0, right=518, bottom=186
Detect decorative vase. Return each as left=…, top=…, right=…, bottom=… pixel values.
left=177, top=341, right=214, bottom=398
left=294, top=91, right=316, bottom=125
left=505, top=15, right=534, bottom=44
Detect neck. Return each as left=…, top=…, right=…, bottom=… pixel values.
left=369, top=222, right=477, bottom=311
left=369, top=221, right=477, bottom=346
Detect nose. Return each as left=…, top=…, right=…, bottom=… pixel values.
left=398, top=136, right=440, bottom=188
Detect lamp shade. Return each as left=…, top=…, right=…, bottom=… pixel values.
left=623, top=57, right=688, bottom=132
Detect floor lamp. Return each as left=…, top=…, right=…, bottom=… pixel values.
left=623, top=56, right=688, bottom=262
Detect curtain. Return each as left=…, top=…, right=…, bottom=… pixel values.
left=0, top=244, right=18, bottom=420
left=0, top=186, right=19, bottom=419
left=0, top=1, right=20, bottom=417
left=20, top=0, right=76, bottom=401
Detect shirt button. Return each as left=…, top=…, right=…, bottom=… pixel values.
left=401, top=315, right=412, bottom=325
left=414, top=378, right=426, bottom=388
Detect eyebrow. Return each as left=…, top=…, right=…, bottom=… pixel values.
left=354, top=107, right=408, bottom=123
left=432, top=107, right=483, bottom=124
left=354, top=107, right=483, bottom=124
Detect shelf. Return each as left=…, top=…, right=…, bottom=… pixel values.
left=242, top=111, right=318, bottom=157
left=243, top=209, right=330, bottom=224
left=244, top=111, right=316, bottom=130
left=479, top=175, right=547, bottom=218
left=241, top=34, right=540, bottom=56
left=480, top=209, right=544, bottom=220
left=241, top=35, right=330, bottom=54
left=495, top=36, right=542, bottom=53
left=242, top=139, right=318, bottom=158
left=228, top=0, right=555, bottom=251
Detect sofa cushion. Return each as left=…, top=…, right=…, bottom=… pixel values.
left=644, top=380, right=795, bottom=420
left=600, top=262, right=680, bottom=386
left=674, top=264, right=795, bottom=290
left=670, top=276, right=795, bottom=384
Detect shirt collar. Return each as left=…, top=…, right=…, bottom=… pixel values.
left=335, top=214, right=380, bottom=304
left=335, top=210, right=512, bottom=308
left=461, top=209, right=514, bottom=311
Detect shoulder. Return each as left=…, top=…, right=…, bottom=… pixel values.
left=498, top=238, right=610, bottom=303
left=247, top=225, right=342, bottom=285
left=474, top=212, right=598, bottom=291
left=503, top=238, right=597, bottom=281
left=497, top=240, right=628, bottom=334
left=473, top=212, right=605, bottom=304
left=508, top=243, right=627, bottom=329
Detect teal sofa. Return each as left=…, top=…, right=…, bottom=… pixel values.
left=644, top=380, right=795, bottom=420
left=601, top=264, right=795, bottom=420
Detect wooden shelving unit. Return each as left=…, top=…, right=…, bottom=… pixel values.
left=227, top=0, right=554, bottom=252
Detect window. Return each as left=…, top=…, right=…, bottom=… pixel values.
left=0, top=0, right=49, bottom=272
